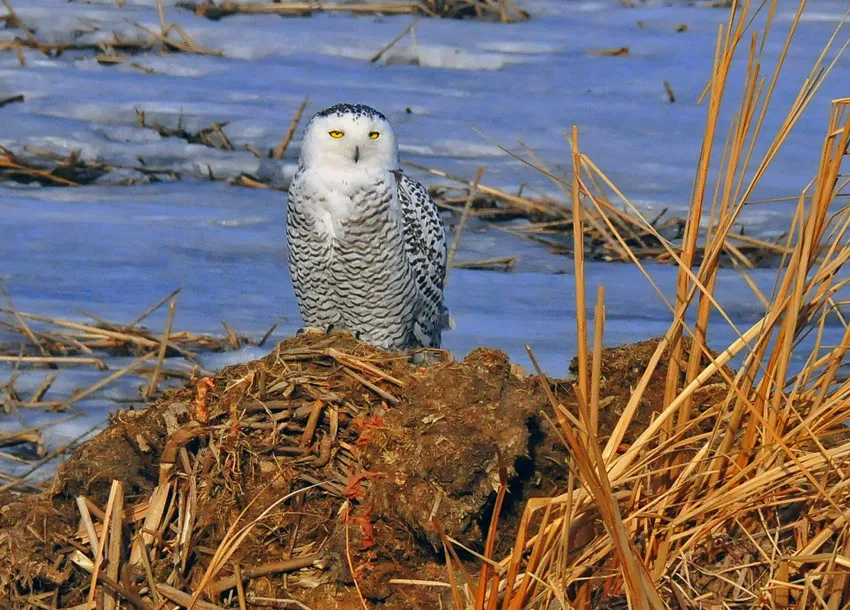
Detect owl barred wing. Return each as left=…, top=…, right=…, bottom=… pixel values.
left=394, top=171, right=449, bottom=348
left=285, top=168, right=339, bottom=330
left=397, top=173, right=447, bottom=294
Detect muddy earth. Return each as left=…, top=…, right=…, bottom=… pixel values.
left=0, top=333, right=726, bottom=609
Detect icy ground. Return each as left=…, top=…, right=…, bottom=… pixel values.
left=1, top=0, right=849, bottom=476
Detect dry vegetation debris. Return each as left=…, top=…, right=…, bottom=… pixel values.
left=0, top=290, right=271, bottom=440
left=180, top=0, right=528, bottom=23
left=424, top=169, right=789, bottom=268
left=0, top=332, right=544, bottom=609
left=0, top=331, right=731, bottom=610
left=0, top=0, right=528, bottom=70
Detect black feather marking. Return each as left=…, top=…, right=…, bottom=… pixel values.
left=311, top=103, right=387, bottom=122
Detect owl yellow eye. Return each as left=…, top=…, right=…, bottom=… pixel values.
left=369, top=131, right=380, bottom=140
left=329, top=130, right=344, bottom=139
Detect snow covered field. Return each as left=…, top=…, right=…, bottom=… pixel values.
left=1, top=0, right=849, bottom=475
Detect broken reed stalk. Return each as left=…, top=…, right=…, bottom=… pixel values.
left=590, top=286, right=604, bottom=437
left=1, top=0, right=17, bottom=22
left=418, top=155, right=786, bottom=267
left=0, top=355, right=105, bottom=368
left=145, top=298, right=176, bottom=399
left=196, top=1, right=433, bottom=17
left=146, top=0, right=220, bottom=56
left=0, top=284, right=53, bottom=363
left=569, top=126, right=589, bottom=424
left=445, top=166, right=486, bottom=285
left=0, top=421, right=103, bottom=493
left=274, top=97, right=310, bottom=160
left=0, top=292, right=259, bottom=487
left=62, top=351, right=157, bottom=410
left=232, top=562, right=247, bottom=610
left=370, top=18, right=419, bottom=62
left=483, top=2, right=850, bottom=609
left=1, top=289, right=254, bottom=375
left=1, top=0, right=219, bottom=61
left=127, top=287, right=181, bottom=328
left=188, top=0, right=529, bottom=23
left=85, top=480, right=121, bottom=609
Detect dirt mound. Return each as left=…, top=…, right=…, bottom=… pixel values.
left=0, top=333, right=726, bottom=609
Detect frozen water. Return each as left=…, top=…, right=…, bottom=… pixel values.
left=1, top=0, right=849, bottom=479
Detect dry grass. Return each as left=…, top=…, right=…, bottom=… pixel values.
left=0, top=288, right=273, bottom=472
left=0, top=0, right=222, bottom=66
left=423, top=1, right=850, bottom=608
left=419, top=163, right=792, bottom=268
left=0, top=100, right=313, bottom=186
left=181, top=0, right=528, bottom=24
left=0, top=287, right=283, bottom=496
left=0, top=0, right=528, bottom=69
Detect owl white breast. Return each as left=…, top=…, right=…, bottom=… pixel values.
left=285, top=103, right=448, bottom=350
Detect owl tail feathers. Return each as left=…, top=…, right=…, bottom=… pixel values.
left=441, top=305, right=456, bottom=331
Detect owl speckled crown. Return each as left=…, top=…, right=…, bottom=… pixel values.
left=312, top=103, right=387, bottom=123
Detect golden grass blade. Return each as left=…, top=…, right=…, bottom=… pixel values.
left=103, top=481, right=124, bottom=610
left=570, top=127, right=589, bottom=415
left=86, top=480, right=120, bottom=609
left=590, top=286, right=604, bottom=437
left=480, top=2, right=850, bottom=596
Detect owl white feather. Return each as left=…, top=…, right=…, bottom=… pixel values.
left=286, top=103, right=449, bottom=350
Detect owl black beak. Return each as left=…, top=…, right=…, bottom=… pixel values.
left=353, top=146, right=360, bottom=164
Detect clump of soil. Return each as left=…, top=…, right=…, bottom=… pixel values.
left=0, top=333, right=727, bottom=609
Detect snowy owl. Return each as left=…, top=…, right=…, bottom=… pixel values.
left=286, top=103, right=448, bottom=350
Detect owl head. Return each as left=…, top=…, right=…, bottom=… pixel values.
left=298, top=103, right=399, bottom=171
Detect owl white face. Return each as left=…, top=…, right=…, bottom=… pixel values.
left=299, top=104, right=399, bottom=172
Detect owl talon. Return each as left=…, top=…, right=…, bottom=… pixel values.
left=296, top=327, right=327, bottom=337
left=326, top=324, right=354, bottom=338
left=410, top=350, right=444, bottom=367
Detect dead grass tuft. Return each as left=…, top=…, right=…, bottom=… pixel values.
left=182, top=0, right=528, bottom=24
